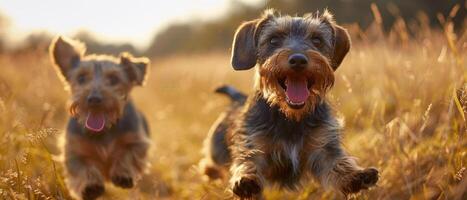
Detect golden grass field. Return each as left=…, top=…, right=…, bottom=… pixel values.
left=0, top=18, right=466, bottom=199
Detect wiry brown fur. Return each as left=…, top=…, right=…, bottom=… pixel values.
left=201, top=10, right=379, bottom=199
left=256, top=49, right=334, bottom=121
left=50, top=36, right=151, bottom=200
left=67, top=61, right=128, bottom=127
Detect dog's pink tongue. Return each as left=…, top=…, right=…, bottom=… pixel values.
left=285, top=77, right=310, bottom=103
left=85, top=113, right=106, bottom=132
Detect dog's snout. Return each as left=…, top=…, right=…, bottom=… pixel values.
left=87, top=93, right=103, bottom=106
left=288, top=53, right=308, bottom=70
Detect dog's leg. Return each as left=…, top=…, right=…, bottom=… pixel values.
left=229, top=133, right=265, bottom=199
left=230, top=157, right=265, bottom=199
left=200, top=114, right=231, bottom=180
left=109, top=139, right=150, bottom=189
left=199, top=136, right=225, bottom=180
left=308, top=138, right=379, bottom=195
left=65, top=155, right=105, bottom=200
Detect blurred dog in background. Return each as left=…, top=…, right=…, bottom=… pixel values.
left=50, top=36, right=151, bottom=200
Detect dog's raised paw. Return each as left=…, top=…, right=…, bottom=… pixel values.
left=82, top=184, right=105, bottom=200
left=360, top=167, right=379, bottom=186
left=111, top=175, right=134, bottom=188
left=232, top=176, right=262, bottom=199
left=345, top=167, right=379, bottom=194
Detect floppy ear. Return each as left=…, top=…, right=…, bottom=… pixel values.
left=319, top=10, right=351, bottom=71
left=231, top=20, right=258, bottom=70
left=49, top=36, right=85, bottom=81
left=331, top=24, right=351, bottom=70
left=120, top=52, right=150, bottom=86
left=231, top=11, right=273, bottom=70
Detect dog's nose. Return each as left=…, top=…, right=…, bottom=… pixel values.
left=87, top=95, right=103, bottom=106
left=288, top=53, right=308, bottom=70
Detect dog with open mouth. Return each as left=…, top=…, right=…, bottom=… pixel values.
left=50, top=36, right=151, bottom=200
left=200, top=9, right=379, bottom=199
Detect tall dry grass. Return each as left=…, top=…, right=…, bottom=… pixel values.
left=0, top=7, right=465, bottom=200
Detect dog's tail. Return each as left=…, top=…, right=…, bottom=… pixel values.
left=215, top=85, right=247, bottom=103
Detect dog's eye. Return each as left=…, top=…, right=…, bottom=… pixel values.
left=269, top=36, right=281, bottom=46
left=107, top=74, right=120, bottom=86
left=76, top=74, right=87, bottom=85
left=311, top=36, right=323, bottom=47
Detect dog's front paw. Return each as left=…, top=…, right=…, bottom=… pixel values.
left=343, top=167, right=379, bottom=194
left=82, top=183, right=105, bottom=200
left=111, top=175, right=134, bottom=188
left=232, top=176, right=262, bottom=199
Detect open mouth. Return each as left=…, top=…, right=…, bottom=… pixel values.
left=278, top=76, right=313, bottom=109
left=85, top=112, right=106, bottom=133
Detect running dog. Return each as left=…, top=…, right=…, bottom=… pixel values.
left=200, top=10, right=379, bottom=199
left=50, top=36, right=151, bottom=200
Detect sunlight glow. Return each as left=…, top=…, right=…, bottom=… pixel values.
left=0, top=0, right=263, bottom=49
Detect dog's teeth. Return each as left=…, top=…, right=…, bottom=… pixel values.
left=286, top=98, right=305, bottom=106
left=291, top=101, right=304, bottom=105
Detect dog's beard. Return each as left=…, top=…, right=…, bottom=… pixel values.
left=256, top=50, right=335, bottom=121
left=69, top=93, right=124, bottom=133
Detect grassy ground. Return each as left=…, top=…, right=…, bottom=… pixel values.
left=0, top=24, right=465, bottom=199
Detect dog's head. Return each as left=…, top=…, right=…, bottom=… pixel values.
left=231, top=9, right=350, bottom=121
left=49, top=36, right=149, bottom=133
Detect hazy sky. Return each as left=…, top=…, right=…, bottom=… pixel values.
left=0, top=0, right=263, bottom=49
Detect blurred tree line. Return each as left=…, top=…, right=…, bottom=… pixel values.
left=5, top=31, right=139, bottom=56
left=0, top=0, right=464, bottom=57
left=146, top=0, right=465, bottom=57
left=0, top=12, right=138, bottom=56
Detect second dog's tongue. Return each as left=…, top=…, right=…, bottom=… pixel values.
left=285, top=77, right=310, bottom=103
left=85, top=113, right=105, bottom=132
